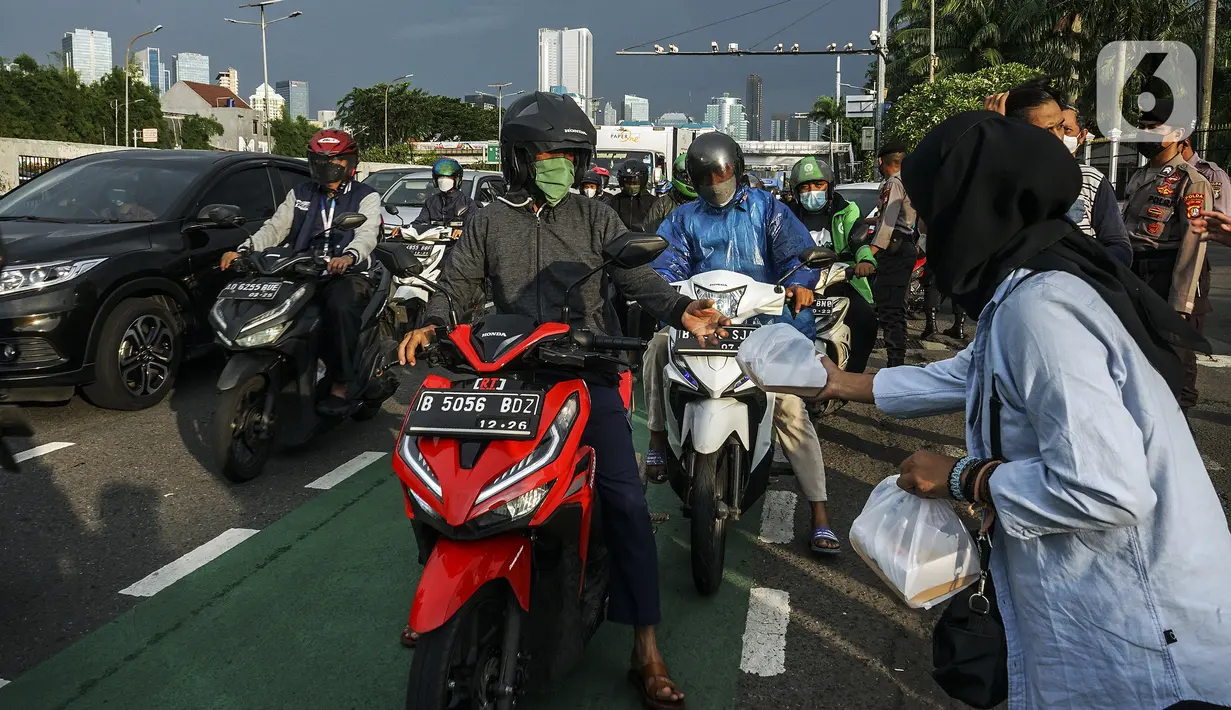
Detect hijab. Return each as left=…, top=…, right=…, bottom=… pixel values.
left=901, top=110, right=1209, bottom=395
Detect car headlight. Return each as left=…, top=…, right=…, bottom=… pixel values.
left=239, top=285, right=307, bottom=335
left=474, top=483, right=553, bottom=530
left=235, top=322, right=288, bottom=347
left=693, top=284, right=745, bottom=319
left=0, top=258, right=106, bottom=297
left=399, top=435, right=442, bottom=497
left=475, top=393, right=579, bottom=505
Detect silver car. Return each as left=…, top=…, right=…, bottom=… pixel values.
left=380, top=169, right=507, bottom=236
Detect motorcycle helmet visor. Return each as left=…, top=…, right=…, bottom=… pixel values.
left=308, top=153, right=357, bottom=186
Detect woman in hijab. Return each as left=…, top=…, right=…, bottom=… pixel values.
left=814, top=111, right=1231, bottom=709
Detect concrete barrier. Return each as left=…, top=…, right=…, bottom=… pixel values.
left=355, top=161, right=429, bottom=181
left=0, top=138, right=145, bottom=193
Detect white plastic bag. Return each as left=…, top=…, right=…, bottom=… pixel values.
left=849, top=475, right=980, bottom=609
left=735, top=323, right=828, bottom=398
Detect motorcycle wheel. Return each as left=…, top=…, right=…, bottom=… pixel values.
left=689, top=450, right=728, bottom=596
left=406, top=583, right=511, bottom=710
left=213, top=375, right=274, bottom=483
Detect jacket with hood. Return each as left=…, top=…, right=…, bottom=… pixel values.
left=601, top=190, right=657, bottom=230
left=411, top=187, right=479, bottom=232
left=788, top=191, right=874, bottom=304
left=645, top=188, right=693, bottom=235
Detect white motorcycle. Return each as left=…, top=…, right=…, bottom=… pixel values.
left=661, top=247, right=834, bottom=595
left=380, top=221, right=459, bottom=341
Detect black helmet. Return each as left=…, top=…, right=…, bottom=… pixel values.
left=687, top=132, right=744, bottom=207
left=616, top=159, right=649, bottom=194
left=580, top=169, right=604, bottom=188
left=499, top=91, right=596, bottom=191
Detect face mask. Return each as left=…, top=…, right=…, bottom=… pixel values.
left=626, top=184, right=642, bottom=196
left=697, top=177, right=738, bottom=208
left=534, top=157, right=575, bottom=206
left=1063, top=135, right=1080, bottom=154
left=1136, top=142, right=1167, bottom=160
left=583, top=186, right=598, bottom=198
left=436, top=176, right=455, bottom=192
left=800, top=190, right=828, bottom=212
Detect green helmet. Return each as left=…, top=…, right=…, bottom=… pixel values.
left=671, top=153, right=696, bottom=199
left=790, top=156, right=836, bottom=192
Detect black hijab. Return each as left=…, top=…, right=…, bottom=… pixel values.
left=901, top=110, right=1209, bottom=395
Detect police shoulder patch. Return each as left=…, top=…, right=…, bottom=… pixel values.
left=1161, top=165, right=1176, bottom=177
left=1188, top=205, right=1201, bottom=219
left=1184, top=192, right=1205, bottom=210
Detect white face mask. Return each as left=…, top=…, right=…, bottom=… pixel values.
left=1063, top=135, right=1080, bottom=155
left=436, top=177, right=456, bottom=192
left=583, top=186, right=598, bottom=198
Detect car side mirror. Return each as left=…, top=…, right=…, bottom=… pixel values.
left=385, top=203, right=400, bottom=215
left=800, top=246, right=838, bottom=269
left=333, top=212, right=367, bottom=231
left=603, top=232, right=668, bottom=269
left=195, top=203, right=244, bottom=227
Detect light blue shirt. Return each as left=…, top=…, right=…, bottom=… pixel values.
left=873, top=269, right=1231, bottom=710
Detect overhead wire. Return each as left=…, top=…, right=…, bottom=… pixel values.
left=748, top=0, right=842, bottom=49
left=619, top=0, right=805, bottom=51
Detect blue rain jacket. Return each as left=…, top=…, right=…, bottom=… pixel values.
left=653, top=185, right=818, bottom=338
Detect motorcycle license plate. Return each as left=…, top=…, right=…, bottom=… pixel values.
left=407, top=242, right=435, bottom=257
left=815, top=300, right=835, bottom=317
left=404, top=388, right=543, bottom=440
left=673, top=324, right=759, bottom=356
left=220, top=280, right=283, bottom=301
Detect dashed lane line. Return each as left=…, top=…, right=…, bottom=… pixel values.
left=739, top=587, right=791, bottom=677
left=1197, top=354, right=1231, bottom=368
left=14, top=442, right=75, bottom=463
left=305, top=451, right=389, bottom=490
left=757, top=490, right=798, bottom=544
left=0, top=679, right=9, bottom=689
left=119, top=528, right=260, bottom=598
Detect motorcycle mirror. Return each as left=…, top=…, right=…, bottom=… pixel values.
left=385, top=204, right=400, bottom=215
left=800, top=246, right=838, bottom=269
left=196, top=203, right=244, bottom=227
left=603, top=232, right=668, bottom=269
left=333, top=212, right=368, bottom=231
left=372, top=242, right=424, bottom=279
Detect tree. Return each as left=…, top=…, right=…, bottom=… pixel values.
left=885, top=63, right=1041, bottom=148
left=336, top=83, right=498, bottom=153
left=809, top=96, right=842, bottom=135
left=269, top=107, right=317, bottom=156
left=157, top=114, right=224, bottom=150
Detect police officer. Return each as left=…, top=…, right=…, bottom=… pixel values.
left=1123, top=117, right=1214, bottom=415
left=862, top=141, right=917, bottom=368
left=1182, top=136, right=1230, bottom=215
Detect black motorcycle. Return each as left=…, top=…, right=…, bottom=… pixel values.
left=206, top=206, right=422, bottom=482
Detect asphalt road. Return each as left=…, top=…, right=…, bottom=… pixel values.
left=2, top=251, right=1231, bottom=708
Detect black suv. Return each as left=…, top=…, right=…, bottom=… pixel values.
left=0, top=149, right=311, bottom=410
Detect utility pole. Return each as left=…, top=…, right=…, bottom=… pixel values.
left=835, top=55, right=841, bottom=145
left=1198, top=0, right=1217, bottom=152
left=929, top=0, right=936, bottom=82
left=226, top=1, right=302, bottom=153
left=875, top=0, right=888, bottom=169
left=111, top=99, right=119, bottom=146
left=125, top=25, right=162, bottom=148
left=384, top=74, right=413, bottom=154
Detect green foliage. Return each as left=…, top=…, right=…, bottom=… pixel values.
left=337, top=84, right=498, bottom=152
left=269, top=108, right=318, bottom=157
left=886, top=63, right=1042, bottom=148
left=157, top=114, right=224, bottom=150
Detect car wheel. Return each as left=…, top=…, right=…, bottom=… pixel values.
left=82, top=297, right=183, bottom=411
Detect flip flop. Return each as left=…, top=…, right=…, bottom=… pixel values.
left=627, top=660, right=686, bottom=709
left=810, top=526, right=842, bottom=555
left=645, top=449, right=669, bottom=484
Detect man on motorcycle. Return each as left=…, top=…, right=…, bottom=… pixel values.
left=219, top=128, right=380, bottom=416
left=641, top=133, right=845, bottom=554
left=398, top=91, right=727, bottom=708
left=410, top=158, right=477, bottom=240
left=785, top=155, right=877, bottom=373
left=603, top=158, right=656, bottom=229
left=644, top=154, right=697, bottom=234
left=580, top=168, right=605, bottom=199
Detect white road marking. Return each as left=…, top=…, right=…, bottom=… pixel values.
left=758, top=490, right=798, bottom=544
left=119, top=528, right=259, bottom=597
left=1197, top=354, right=1231, bottom=368
left=0, top=678, right=9, bottom=689
left=740, top=587, right=790, bottom=677
left=1203, top=455, right=1225, bottom=473
left=305, top=452, right=388, bottom=490
left=14, top=442, right=74, bottom=463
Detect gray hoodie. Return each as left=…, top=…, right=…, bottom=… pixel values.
left=423, top=192, right=691, bottom=334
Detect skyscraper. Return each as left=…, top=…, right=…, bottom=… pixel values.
left=216, top=67, right=239, bottom=94
left=316, top=110, right=338, bottom=128
left=249, top=83, right=285, bottom=119
left=622, top=95, right=650, bottom=123
left=601, top=102, right=618, bottom=125
left=275, top=80, right=309, bottom=120
left=656, top=113, right=691, bottom=127
left=464, top=94, right=498, bottom=110
left=134, top=48, right=170, bottom=95
left=61, top=28, right=112, bottom=84
left=704, top=94, right=749, bottom=141
left=173, top=53, right=210, bottom=85
left=770, top=113, right=790, bottom=141
left=537, top=28, right=593, bottom=101
left=745, top=75, right=764, bottom=140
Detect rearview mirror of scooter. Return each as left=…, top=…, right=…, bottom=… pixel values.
left=372, top=241, right=425, bottom=279
left=333, top=212, right=368, bottom=232
left=800, top=246, right=838, bottom=269
left=385, top=204, right=400, bottom=215
left=603, top=232, right=669, bottom=269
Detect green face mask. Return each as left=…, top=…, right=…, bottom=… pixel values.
left=627, top=184, right=642, bottom=196
left=534, top=157, right=575, bottom=206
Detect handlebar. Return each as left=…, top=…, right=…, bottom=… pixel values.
left=571, top=330, right=646, bottom=351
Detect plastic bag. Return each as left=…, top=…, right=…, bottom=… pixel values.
left=849, top=475, right=980, bottom=609
left=735, top=323, right=828, bottom=398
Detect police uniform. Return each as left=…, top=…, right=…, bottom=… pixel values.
left=1123, top=152, right=1214, bottom=410
left=1187, top=153, right=1230, bottom=215
left=870, top=171, right=918, bottom=367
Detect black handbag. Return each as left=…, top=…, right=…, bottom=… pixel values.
left=931, top=377, right=1009, bottom=708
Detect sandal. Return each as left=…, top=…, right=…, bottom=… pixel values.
left=810, top=526, right=842, bottom=555
left=627, top=660, right=686, bottom=709
left=645, top=449, right=669, bottom=484
left=400, top=624, right=418, bottom=648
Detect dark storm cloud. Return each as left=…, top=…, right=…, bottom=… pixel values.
left=3, top=0, right=881, bottom=124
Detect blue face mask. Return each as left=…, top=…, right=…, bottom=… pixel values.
left=800, top=190, right=827, bottom=212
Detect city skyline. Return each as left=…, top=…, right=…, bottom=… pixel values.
left=537, top=27, right=593, bottom=102
left=705, top=93, right=748, bottom=141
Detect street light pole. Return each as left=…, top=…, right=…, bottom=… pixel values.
left=875, top=0, right=889, bottom=170
left=111, top=99, right=119, bottom=146
left=477, top=84, right=523, bottom=169
left=227, top=2, right=303, bottom=153
left=125, top=25, right=162, bottom=148
left=384, top=73, right=414, bottom=154
left=929, top=0, right=936, bottom=82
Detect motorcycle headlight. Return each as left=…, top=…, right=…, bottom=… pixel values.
left=408, top=486, right=440, bottom=518
left=693, top=285, right=745, bottom=319
left=669, top=347, right=700, bottom=391
left=475, top=393, right=579, bottom=505
left=235, top=322, right=288, bottom=347
left=473, top=482, right=554, bottom=531
left=0, top=258, right=106, bottom=297
left=239, top=285, right=307, bottom=335
left=399, top=436, right=442, bottom=498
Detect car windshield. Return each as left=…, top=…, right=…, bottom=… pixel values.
left=363, top=170, right=413, bottom=194
left=594, top=151, right=654, bottom=173
left=0, top=158, right=197, bottom=223
left=836, top=186, right=880, bottom=219
left=383, top=177, right=473, bottom=207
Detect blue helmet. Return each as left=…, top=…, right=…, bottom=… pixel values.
left=432, top=158, right=464, bottom=185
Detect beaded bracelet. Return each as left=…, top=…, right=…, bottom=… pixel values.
left=948, top=456, right=979, bottom=501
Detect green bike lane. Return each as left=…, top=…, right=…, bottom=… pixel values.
left=0, top=411, right=763, bottom=710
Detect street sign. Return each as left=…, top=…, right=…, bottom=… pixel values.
left=846, top=95, right=876, bottom=118
left=861, top=126, right=876, bottom=152
left=486, top=144, right=500, bottom=164
left=141, top=128, right=158, bottom=144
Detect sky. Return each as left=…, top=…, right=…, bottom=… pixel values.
left=3, top=0, right=886, bottom=130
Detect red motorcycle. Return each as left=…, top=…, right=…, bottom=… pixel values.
left=395, top=233, right=664, bottom=709
left=907, top=253, right=928, bottom=314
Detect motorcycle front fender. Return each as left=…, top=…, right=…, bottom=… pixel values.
left=217, top=350, right=282, bottom=392
left=409, top=534, right=531, bottom=635
left=682, top=398, right=749, bottom=455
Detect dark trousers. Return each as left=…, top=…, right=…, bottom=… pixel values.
left=872, top=236, right=917, bottom=367
left=1131, top=252, right=1210, bottom=409
left=581, top=385, right=660, bottom=626
left=824, top=282, right=877, bottom=374
left=318, top=274, right=374, bottom=388
left=921, top=269, right=966, bottom=318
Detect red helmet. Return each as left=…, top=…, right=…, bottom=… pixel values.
left=308, top=129, right=359, bottom=187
